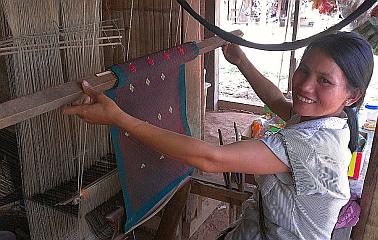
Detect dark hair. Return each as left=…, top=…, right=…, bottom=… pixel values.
left=302, top=31, right=374, bottom=152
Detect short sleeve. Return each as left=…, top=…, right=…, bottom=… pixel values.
left=260, top=134, right=290, bottom=167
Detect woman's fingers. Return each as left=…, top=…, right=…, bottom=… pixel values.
left=82, top=81, right=99, bottom=98
left=62, top=105, right=84, bottom=116
left=81, top=80, right=109, bottom=103
left=222, top=43, right=230, bottom=53
left=62, top=80, right=119, bottom=125
left=83, top=95, right=92, bottom=104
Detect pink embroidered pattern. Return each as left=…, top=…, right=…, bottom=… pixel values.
left=147, top=57, right=155, bottom=66
left=163, top=51, right=170, bottom=60
left=129, top=63, right=137, bottom=73
left=177, top=47, right=185, bottom=55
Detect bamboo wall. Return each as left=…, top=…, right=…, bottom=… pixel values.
left=103, top=0, right=182, bottom=64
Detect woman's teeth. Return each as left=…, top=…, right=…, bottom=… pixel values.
left=297, top=95, right=315, bottom=104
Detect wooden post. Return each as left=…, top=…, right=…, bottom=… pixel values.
left=181, top=1, right=202, bottom=238
left=288, top=0, right=299, bottom=92
left=351, top=129, right=378, bottom=239
left=204, top=0, right=220, bottom=111
left=155, top=183, right=191, bottom=240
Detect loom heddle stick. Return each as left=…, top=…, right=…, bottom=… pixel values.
left=0, top=30, right=243, bottom=129
left=0, top=72, right=117, bottom=129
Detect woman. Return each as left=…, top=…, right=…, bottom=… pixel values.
left=63, top=31, right=373, bottom=239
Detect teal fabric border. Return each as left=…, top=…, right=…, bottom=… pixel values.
left=106, top=65, right=134, bottom=225
left=190, top=41, right=200, bottom=56
left=178, top=64, right=192, bottom=136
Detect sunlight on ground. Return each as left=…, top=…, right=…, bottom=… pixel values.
left=218, top=1, right=378, bottom=106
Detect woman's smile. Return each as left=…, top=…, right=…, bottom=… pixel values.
left=296, top=94, right=316, bottom=104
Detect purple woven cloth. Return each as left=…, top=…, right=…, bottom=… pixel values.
left=335, top=193, right=361, bottom=229
left=107, top=42, right=199, bottom=232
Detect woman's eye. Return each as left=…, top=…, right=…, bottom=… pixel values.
left=319, top=77, right=331, bottom=85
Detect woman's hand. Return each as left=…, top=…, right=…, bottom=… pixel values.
left=222, top=43, right=245, bottom=66
left=63, top=80, right=123, bottom=125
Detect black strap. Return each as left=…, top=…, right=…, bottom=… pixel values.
left=177, top=0, right=377, bottom=51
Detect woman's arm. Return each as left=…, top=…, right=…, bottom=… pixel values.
left=222, top=44, right=293, bottom=121
left=113, top=111, right=289, bottom=174
left=63, top=81, right=289, bottom=175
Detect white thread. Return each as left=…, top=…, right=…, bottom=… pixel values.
left=126, top=0, right=135, bottom=60
left=168, top=0, right=173, bottom=48
left=175, top=5, right=182, bottom=45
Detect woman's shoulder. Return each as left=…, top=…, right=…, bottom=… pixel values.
left=261, top=115, right=351, bottom=169
left=278, top=122, right=351, bottom=169
left=281, top=115, right=350, bottom=140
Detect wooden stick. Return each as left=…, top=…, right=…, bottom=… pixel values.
left=197, top=29, right=242, bottom=55
left=0, top=30, right=243, bottom=129
left=0, top=36, right=123, bottom=52
left=0, top=72, right=116, bottom=129
left=0, top=42, right=123, bottom=56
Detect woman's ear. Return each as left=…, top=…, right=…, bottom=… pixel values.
left=345, top=88, right=362, bottom=106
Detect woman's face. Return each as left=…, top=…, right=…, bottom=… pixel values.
left=292, top=49, right=357, bottom=120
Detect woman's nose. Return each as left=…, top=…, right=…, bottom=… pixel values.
left=298, top=76, right=316, bottom=92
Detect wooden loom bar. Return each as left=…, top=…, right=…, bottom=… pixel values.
left=0, top=30, right=243, bottom=130
left=0, top=72, right=116, bottom=130
left=197, top=30, right=242, bottom=55
left=190, top=175, right=254, bottom=206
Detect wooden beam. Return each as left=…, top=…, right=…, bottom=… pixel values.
left=288, top=0, right=300, bottom=91
left=190, top=175, right=254, bottom=206
left=197, top=30, right=242, bottom=55
left=0, top=30, right=243, bottom=130
left=0, top=72, right=116, bottom=129
left=182, top=1, right=204, bottom=237
left=218, top=98, right=264, bottom=115
left=204, top=0, right=220, bottom=111
left=155, top=183, right=191, bottom=240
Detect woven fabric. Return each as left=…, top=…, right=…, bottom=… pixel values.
left=107, top=42, right=199, bottom=233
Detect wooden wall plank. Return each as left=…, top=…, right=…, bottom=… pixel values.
left=204, top=0, right=219, bottom=111
left=135, top=0, right=141, bottom=57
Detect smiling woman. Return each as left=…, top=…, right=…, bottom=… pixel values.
left=218, top=31, right=373, bottom=239
left=292, top=48, right=361, bottom=120
left=64, top=31, right=373, bottom=240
